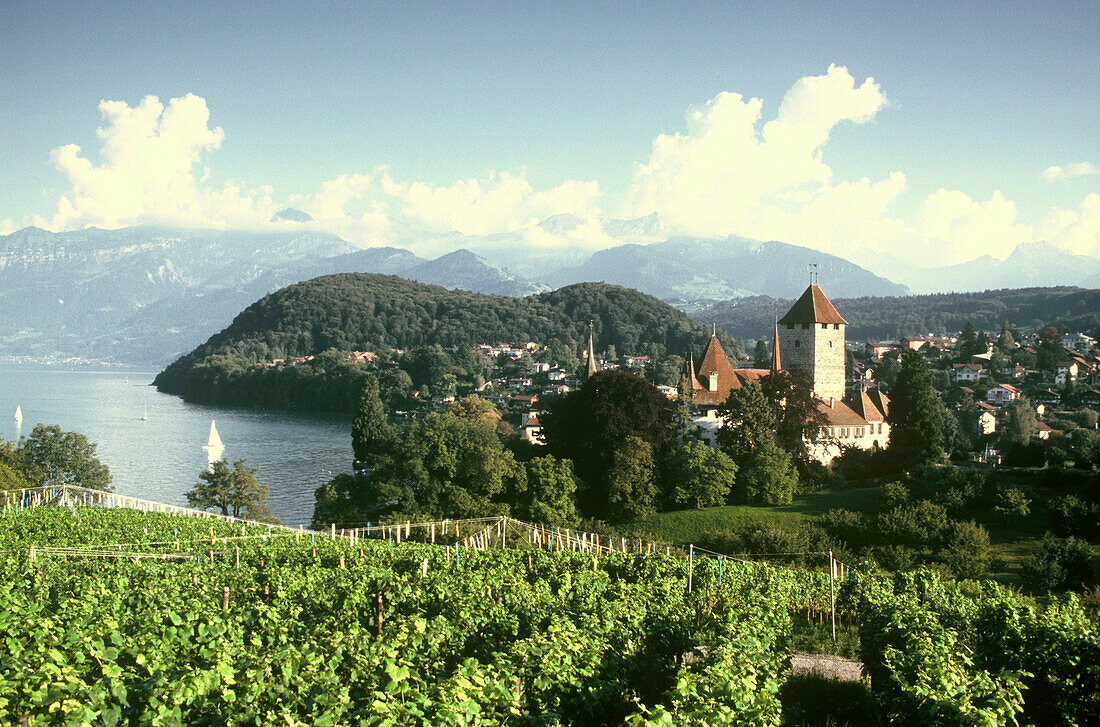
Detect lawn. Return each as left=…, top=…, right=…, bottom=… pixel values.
left=623, top=486, right=882, bottom=545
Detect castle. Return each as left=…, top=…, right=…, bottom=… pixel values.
left=689, top=284, right=890, bottom=462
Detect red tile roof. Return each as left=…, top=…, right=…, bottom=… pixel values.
left=779, top=285, right=848, bottom=326
left=691, top=335, right=770, bottom=406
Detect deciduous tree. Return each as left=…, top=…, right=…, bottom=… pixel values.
left=18, top=424, right=112, bottom=491
left=606, top=435, right=658, bottom=520
left=667, top=441, right=737, bottom=509
left=187, top=459, right=275, bottom=522
left=540, top=370, right=677, bottom=517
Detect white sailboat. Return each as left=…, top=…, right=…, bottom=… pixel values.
left=14, top=406, right=22, bottom=426
left=202, top=419, right=225, bottom=467
left=140, top=402, right=148, bottom=421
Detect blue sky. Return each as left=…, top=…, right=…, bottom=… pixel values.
left=1, top=1, right=1097, bottom=267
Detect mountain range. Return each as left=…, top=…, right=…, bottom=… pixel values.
left=1, top=217, right=1096, bottom=366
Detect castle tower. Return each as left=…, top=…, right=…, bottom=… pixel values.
left=777, top=285, right=846, bottom=402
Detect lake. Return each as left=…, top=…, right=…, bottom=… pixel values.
left=0, top=365, right=352, bottom=527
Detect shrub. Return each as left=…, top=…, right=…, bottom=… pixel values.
left=1022, top=535, right=1096, bottom=591
left=941, top=520, right=992, bottom=579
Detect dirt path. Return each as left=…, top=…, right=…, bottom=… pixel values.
left=789, top=652, right=865, bottom=682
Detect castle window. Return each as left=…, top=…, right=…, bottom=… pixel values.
left=802, top=323, right=809, bottom=329
left=828, top=341, right=833, bottom=347
left=856, top=427, right=864, bottom=437
left=794, top=340, right=800, bottom=347
left=786, top=324, right=794, bottom=330
left=834, top=324, right=840, bottom=329
left=821, top=323, right=827, bottom=329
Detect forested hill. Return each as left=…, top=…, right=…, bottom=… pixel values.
left=154, top=273, right=724, bottom=401
left=697, top=286, right=1100, bottom=341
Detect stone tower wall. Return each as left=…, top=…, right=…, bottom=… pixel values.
left=778, top=322, right=846, bottom=402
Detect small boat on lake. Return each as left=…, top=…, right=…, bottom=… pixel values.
left=202, top=420, right=225, bottom=466
left=14, top=405, right=22, bottom=426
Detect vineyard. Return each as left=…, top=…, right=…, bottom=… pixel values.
left=1, top=494, right=1097, bottom=726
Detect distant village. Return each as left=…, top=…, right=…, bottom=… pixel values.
left=255, top=285, right=1100, bottom=465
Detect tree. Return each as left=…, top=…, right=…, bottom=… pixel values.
left=543, top=338, right=579, bottom=373
left=1070, top=430, right=1100, bottom=469
left=539, top=370, right=678, bottom=517
left=761, top=369, right=828, bottom=463
left=994, top=488, right=1031, bottom=522
left=715, top=380, right=774, bottom=461
left=352, top=373, right=390, bottom=468
left=18, top=424, right=112, bottom=491
left=520, top=455, right=580, bottom=526
left=186, top=459, right=275, bottom=522
left=666, top=441, right=737, bottom=509
left=753, top=340, right=770, bottom=369
left=957, top=320, right=979, bottom=361
left=941, top=520, right=991, bottom=579
left=1002, top=397, right=1037, bottom=447
left=0, top=438, right=31, bottom=491
left=736, top=438, right=798, bottom=506
left=606, top=435, right=658, bottom=520
left=370, top=410, right=524, bottom=520
left=378, top=368, right=414, bottom=411
left=887, top=350, right=944, bottom=467
left=1023, top=535, right=1095, bottom=591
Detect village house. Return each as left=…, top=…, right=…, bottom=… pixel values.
left=987, top=383, right=1022, bottom=407
left=1033, top=389, right=1062, bottom=406
left=1054, top=361, right=1079, bottom=387
left=520, top=411, right=543, bottom=443
left=975, top=403, right=998, bottom=435
left=953, top=363, right=986, bottom=383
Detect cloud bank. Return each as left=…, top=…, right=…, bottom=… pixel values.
left=1041, top=162, right=1098, bottom=183
left=5, top=69, right=1098, bottom=270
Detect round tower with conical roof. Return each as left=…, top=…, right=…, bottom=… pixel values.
left=777, top=285, right=847, bottom=402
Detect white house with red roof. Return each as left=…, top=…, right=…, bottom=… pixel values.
left=987, top=383, right=1022, bottom=406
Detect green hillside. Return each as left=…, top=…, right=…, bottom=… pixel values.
left=695, top=286, right=1100, bottom=341
left=154, top=274, right=726, bottom=408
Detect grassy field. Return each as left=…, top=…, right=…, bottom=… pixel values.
left=623, top=486, right=881, bottom=545
left=623, top=470, right=1099, bottom=589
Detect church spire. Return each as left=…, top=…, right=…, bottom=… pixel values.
left=586, top=320, right=598, bottom=380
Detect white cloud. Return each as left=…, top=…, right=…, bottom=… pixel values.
left=1038, top=193, right=1100, bottom=256
left=19, top=82, right=1099, bottom=270
left=41, top=94, right=254, bottom=230
left=914, top=189, right=1033, bottom=263
left=1041, top=162, right=1098, bottom=183
left=292, top=168, right=601, bottom=246
left=624, top=64, right=887, bottom=236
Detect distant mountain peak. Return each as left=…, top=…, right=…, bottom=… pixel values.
left=603, top=213, right=671, bottom=239
left=537, top=213, right=584, bottom=234
left=272, top=208, right=313, bottom=223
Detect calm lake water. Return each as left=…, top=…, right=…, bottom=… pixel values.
left=0, top=365, right=352, bottom=527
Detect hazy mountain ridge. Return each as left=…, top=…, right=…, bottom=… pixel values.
left=693, top=287, right=1100, bottom=342
left=3, top=220, right=1095, bottom=366
left=541, top=235, right=909, bottom=299
left=0, top=227, right=544, bottom=365
left=897, top=243, right=1100, bottom=293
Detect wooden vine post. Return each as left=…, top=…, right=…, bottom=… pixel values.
left=828, top=550, right=836, bottom=640
left=687, top=544, right=694, bottom=594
